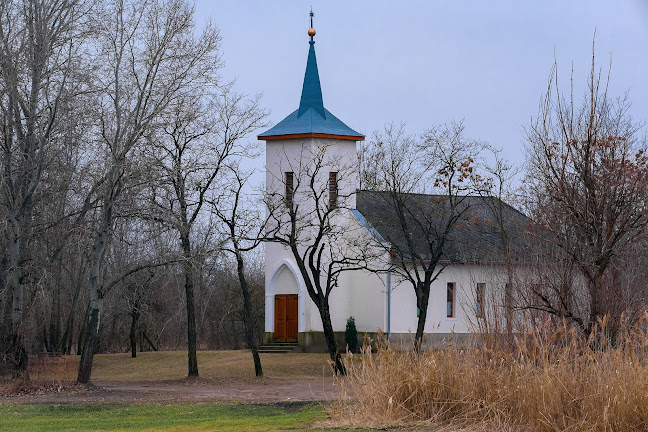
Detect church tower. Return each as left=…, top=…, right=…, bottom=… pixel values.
left=258, top=12, right=364, bottom=348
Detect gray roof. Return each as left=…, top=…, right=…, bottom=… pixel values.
left=355, top=190, right=532, bottom=264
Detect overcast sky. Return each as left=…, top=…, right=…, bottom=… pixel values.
left=195, top=0, right=648, bottom=175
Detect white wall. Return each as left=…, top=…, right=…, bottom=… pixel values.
left=263, top=136, right=517, bottom=338
left=388, top=264, right=510, bottom=334
left=344, top=268, right=387, bottom=332
left=265, top=137, right=358, bottom=212
left=264, top=136, right=361, bottom=335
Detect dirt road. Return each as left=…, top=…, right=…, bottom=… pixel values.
left=1, top=377, right=339, bottom=404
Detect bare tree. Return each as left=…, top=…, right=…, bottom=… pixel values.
left=0, top=0, right=83, bottom=375
left=144, top=81, right=266, bottom=376
left=479, top=146, right=521, bottom=337
left=360, top=122, right=488, bottom=350
left=524, top=45, right=648, bottom=336
left=76, top=0, right=221, bottom=383
left=264, top=142, right=379, bottom=374
left=211, top=165, right=265, bottom=376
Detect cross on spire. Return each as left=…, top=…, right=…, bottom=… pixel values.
left=299, top=9, right=324, bottom=118
left=307, top=9, right=316, bottom=42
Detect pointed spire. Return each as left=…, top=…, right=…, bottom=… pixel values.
left=298, top=10, right=325, bottom=118
left=258, top=10, right=364, bottom=141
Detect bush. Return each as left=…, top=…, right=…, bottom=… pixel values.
left=345, top=317, right=358, bottom=353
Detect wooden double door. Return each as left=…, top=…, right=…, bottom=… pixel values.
left=274, top=294, right=298, bottom=342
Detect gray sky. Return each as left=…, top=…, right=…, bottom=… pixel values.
left=196, top=0, right=648, bottom=173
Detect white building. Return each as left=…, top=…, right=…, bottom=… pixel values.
left=258, top=21, right=529, bottom=352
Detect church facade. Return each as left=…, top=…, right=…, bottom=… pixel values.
left=258, top=21, right=527, bottom=352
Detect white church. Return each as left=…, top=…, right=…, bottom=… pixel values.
left=258, top=19, right=529, bottom=352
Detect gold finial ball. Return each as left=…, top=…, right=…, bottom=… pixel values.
left=308, top=27, right=316, bottom=37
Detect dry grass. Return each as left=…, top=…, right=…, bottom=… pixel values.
left=6, top=350, right=332, bottom=383
left=91, top=350, right=332, bottom=382
left=0, top=355, right=78, bottom=395
left=332, top=317, right=648, bottom=431
left=29, top=355, right=78, bottom=382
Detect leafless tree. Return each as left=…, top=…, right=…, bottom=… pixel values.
left=76, top=0, right=221, bottom=383
left=211, top=165, right=265, bottom=376
left=143, top=82, right=265, bottom=377
left=360, top=122, right=488, bottom=350
left=478, top=146, right=521, bottom=337
left=264, top=142, right=380, bottom=374
left=523, top=43, right=648, bottom=336
left=0, top=0, right=84, bottom=375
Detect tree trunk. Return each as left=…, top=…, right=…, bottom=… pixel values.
left=180, top=231, right=198, bottom=377
left=142, top=331, right=158, bottom=351
left=235, top=251, right=263, bottom=377
left=77, top=299, right=101, bottom=383
left=129, top=305, right=140, bottom=358
left=77, top=188, right=113, bottom=383
left=414, top=288, right=430, bottom=352
left=48, top=279, right=62, bottom=353
left=319, top=302, right=345, bottom=375
left=7, top=221, right=28, bottom=377
left=61, top=278, right=83, bottom=355
left=505, top=269, right=514, bottom=340
left=587, top=275, right=603, bottom=337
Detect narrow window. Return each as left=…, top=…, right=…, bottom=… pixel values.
left=447, top=282, right=455, bottom=318
left=475, top=283, right=485, bottom=318
left=329, top=171, right=338, bottom=207
left=285, top=172, right=294, bottom=207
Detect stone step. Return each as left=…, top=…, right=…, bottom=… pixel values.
left=263, top=343, right=299, bottom=347
left=257, top=343, right=302, bottom=353
left=258, top=349, right=292, bottom=354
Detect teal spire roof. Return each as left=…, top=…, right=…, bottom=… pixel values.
left=258, top=24, right=364, bottom=141
left=298, top=41, right=325, bottom=118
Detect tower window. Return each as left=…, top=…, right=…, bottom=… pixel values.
left=447, top=282, right=455, bottom=318
left=329, top=172, right=338, bottom=207
left=285, top=172, right=294, bottom=207
left=475, top=283, right=485, bottom=318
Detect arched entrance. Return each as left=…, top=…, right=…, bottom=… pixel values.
left=268, top=262, right=302, bottom=343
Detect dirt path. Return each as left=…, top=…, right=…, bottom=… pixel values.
left=1, top=377, right=339, bottom=404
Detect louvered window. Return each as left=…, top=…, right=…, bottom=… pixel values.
left=329, top=171, right=338, bottom=208
left=285, top=172, right=294, bottom=207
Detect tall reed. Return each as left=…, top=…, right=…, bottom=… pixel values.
left=332, top=316, right=648, bottom=431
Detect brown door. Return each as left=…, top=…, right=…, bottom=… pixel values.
left=274, top=295, right=298, bottom=342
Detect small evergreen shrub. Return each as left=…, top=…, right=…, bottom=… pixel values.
left=345, top=316, right=358, bottom=353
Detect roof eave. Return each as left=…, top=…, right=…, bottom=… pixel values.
left=258, top=132, right=365, bottom=141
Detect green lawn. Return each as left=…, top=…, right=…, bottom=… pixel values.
left=2, top=351, right=378, bottom=431
left=0, top=403, right=373, bottom=432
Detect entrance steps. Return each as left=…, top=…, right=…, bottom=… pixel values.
left=257, top=342, right=302, bottom=354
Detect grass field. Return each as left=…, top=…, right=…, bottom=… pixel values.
left=27, top=350, right=333, bottom=382
left=0, top=402, right=376, bottom=432
left=1, top=350, right=371, bottom=431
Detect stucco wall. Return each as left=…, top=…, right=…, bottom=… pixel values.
left=264, top=136, right=360, bottom=335
left=265, top=137, right=357, bottom=211
left=263, top=135, right=517, bottom=344
left=387, top=264, right=510, bottom=334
